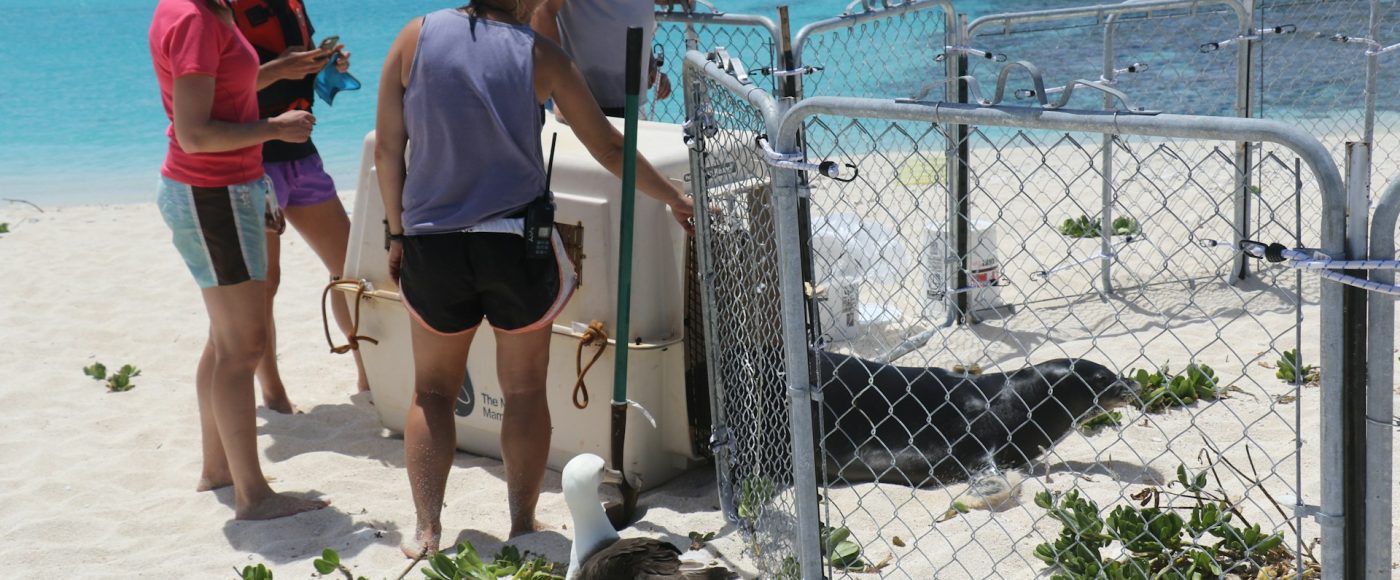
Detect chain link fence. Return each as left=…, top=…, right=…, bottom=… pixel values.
left=666, top=1, right=1392, bottom=577
left=685, top=48, right=1353, bottom=580
left=799, top=111, right=1327, bottom=580
left=651, top=6, right=779, bottom=125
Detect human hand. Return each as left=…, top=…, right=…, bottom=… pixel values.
left=269, top=46, right=331, bottom=81
left=669, top=196, right=695, bottom=235
left=334, top=47, right=351, bottom=73
left=387, top=239, right=403, bottom=282
left=269, top=110, right=316, bottom=143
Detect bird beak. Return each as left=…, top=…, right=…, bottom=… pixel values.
left=602, top=468, right=624, bottom=485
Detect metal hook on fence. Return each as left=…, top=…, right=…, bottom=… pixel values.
left=754, top=135, right=860, bottom=182
left=706, top=47, right=752, bottom=85
left=935, top=45, right=1009, bottom=64
left=683, top=104, right=718, bottom=153
left=1201, top=238, right=1400, bottom=296
left=1200, top=25, right=1296, bottom=53
left=748, top=65, right=825, bottom=78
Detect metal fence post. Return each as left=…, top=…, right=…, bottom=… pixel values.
left=1342, top=142, right=1372, bottom=579
left=772, top=98, right=825, bottom=579
left=1365, top=177, right=1399, bottom=579
left=951, top=15, right=972, bottom=324
left=1234, top=6, right=1255, bottom=281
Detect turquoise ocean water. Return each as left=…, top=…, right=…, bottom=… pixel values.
left=0, top=0, right=1040, bottom=206
left=0, top=0, right=1381, bottom=205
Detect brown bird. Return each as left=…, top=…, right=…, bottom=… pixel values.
left=563, top=454, right=736, bottom=580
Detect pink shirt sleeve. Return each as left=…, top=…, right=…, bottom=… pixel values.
left=162, top=11, right=224, bottom=78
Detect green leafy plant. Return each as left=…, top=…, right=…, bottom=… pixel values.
left=82, top=361, right=140, bottom=392
left=1078, top=410, right=1123, bottom=433
left=83, top=362, right=107, bottom=380
left=688, top=530, right=717, bottom=550
left=234, top=563, right=273, bottom=580
left=312, top=549, right=368, bottom=580
left=819, top=524, right=864, bottom=569
left=1033, top=453, right=1318, bottom=580
left=1275, top=349, right=1318, bottom=385
left=107, top=364, right=142, bottom=392
left=738, top=476, right=775, bottom=521
left=1058, top=215, right=1140, bottom=239
left=422, top=542, right=564, bottom=580
left=1131, top=363, right=1220, bottom=413
left=0, top=222, right=10, bottom=234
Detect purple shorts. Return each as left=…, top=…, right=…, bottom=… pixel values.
left=264, top=154, right=339, bottom=209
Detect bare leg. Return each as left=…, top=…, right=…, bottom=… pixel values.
left=495, top=326, right=553, bottom=538
left=402, top=323, right=476, bottom=557
left=255, top=231, right=297, bottom=414
left=285, top=198, right=370, bottom=393
left=202, top=280, right=326, bottom=520
left=195, top=334, right=232, bottom=491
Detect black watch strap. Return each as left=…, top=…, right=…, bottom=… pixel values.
left=387, top=232, right=406, bottom=242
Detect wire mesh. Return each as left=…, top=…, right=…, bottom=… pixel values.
left=793, top=1, right=953, bottom=100
left=651, top=13, right=777, bottom=125
left=688, top=69, right=801, bottom=577
left=967, top=3, right=1246, bottom=115
left=798, top=114, right=1320, bottom=579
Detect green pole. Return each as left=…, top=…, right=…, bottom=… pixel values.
left=606, top=26, right=645, bottom=530
left=613, top=26, right=643, bottom=407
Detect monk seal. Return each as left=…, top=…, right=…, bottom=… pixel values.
left=816, top=353, right=1139, bottom=487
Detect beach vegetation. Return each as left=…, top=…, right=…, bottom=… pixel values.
left=83, top=362, right=107, bottom=380
left=1275, top=349, right=1318, bottom=385
left=1131, top=363, right=1219, bottom=413
left=422, top=542, right=563, bottom=580
left=1033, top=452, right=1318, bottom=579
left=82, top=362, right=141, bottom=392
left=737, top=476, right=775, bottom=521
left=1079, top=410, right=1123, bottom=433
left=688, top=530, right=717, bottom=550
left=0, top=222, right=9, bottom=234
left=312, top=548, right=367, bottom=580
left=1058, top=215, right=1140, bottom=239
left=235, top=563, right=273, bottom=580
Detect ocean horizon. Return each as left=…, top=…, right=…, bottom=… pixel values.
left=0, top=0, right=1057, bottom=207
left=1, top=0, right=1384, bottom=206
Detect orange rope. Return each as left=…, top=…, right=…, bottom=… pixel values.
left=321, top=279, right=380, bottom=355
left=573, top=320, right=609, bottom=409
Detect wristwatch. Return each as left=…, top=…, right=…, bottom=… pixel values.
left=387, top=232, right=406, bottom=242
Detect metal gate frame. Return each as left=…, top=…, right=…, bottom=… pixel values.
left=685, top=46, right=1356, bottom=576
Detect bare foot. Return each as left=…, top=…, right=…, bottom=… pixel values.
left=235, top=493, right=329, bottom=521
left=196, top=475, right=232, bottom=492
left=508, top=519, right=549, bottom=539
left=262, top=394, right=302, bottom=415
left=402, top=526, right=441, bottom=558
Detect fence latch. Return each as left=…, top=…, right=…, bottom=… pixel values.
left=709, top=426, right=735, bottom=455
left=754, top=135, right=860, bottom=182
left=1200, top=24, right=1297, bottom=53
left=749, top=64, right=825, bottom=78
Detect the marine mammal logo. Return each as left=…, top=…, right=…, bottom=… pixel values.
left=455, top=370, right=475, bottom=417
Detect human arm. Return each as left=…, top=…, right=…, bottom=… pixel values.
left=375, top=19, right=421, bottom=280
left=256, top=46, right=332, bottom=90
left=171, top=75, right=314, bottom=153
left=535, top=40, right=694, bottom=233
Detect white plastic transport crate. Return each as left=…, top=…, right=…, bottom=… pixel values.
left=339, top=118, right=707, bottom=488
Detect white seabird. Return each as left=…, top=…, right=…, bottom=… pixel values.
left=563, top=453, right=735, bottom=580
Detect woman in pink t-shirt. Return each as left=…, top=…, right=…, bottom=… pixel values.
left=148, top=0, right=327, bottom=520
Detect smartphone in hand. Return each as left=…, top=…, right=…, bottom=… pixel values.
left=318, top=35, right=340, bottom=52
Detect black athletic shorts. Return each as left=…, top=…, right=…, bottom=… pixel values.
left=399, top=231, right=576, bottom=335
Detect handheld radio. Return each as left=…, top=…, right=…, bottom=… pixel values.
left=524, top=133, right=559, bottom=259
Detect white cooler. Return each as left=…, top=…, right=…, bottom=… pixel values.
left=339, top=118, right=703, bottom=488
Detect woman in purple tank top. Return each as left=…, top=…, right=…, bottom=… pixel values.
left=374, top=0, right=694, bottom=557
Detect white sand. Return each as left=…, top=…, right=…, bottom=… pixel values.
left=0, top=196, right=752, bottom=579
